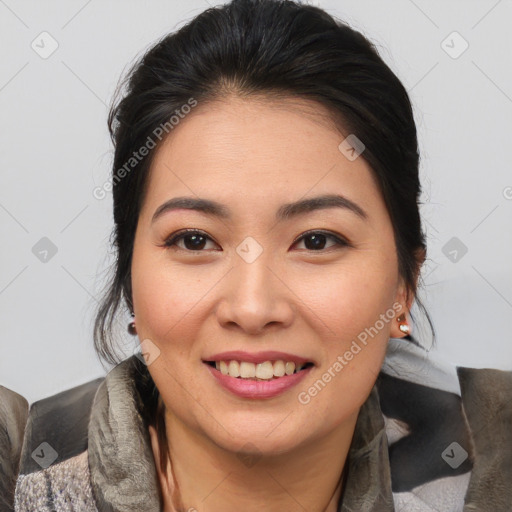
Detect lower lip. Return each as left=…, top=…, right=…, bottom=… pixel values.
left=204, top=362, right=313, bottom=399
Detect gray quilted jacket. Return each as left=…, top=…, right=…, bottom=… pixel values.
left=1, top=337, right=511, bottom=511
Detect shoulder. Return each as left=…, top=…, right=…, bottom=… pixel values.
left=377, top=338, right=473, bottom=508
left=13, top=377, right=104, bottom=512
left=456, top=365, right=512, bottom=413
left=377, top=336, right=512, bottom=510
left=455, top=366, right=512, bottom=509
left=17, top=377, right=104, bottom=475
left=12, top=357, right=152, bottom=511
left=0, top=386, right=29, bottom=512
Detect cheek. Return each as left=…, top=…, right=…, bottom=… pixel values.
left=291, top=258, right=396, bottom=406
left=292, top=255, right=398, bottom=340
left=131, top=247, right=211, bottom=342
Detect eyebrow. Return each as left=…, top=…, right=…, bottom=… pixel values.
left=151, top=194, right=368, bottom=224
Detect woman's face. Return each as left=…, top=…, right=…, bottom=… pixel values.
left=131, top=95, right=410, bottom=455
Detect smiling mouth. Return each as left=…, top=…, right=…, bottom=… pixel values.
left=204, top=360, right=314, bottom=380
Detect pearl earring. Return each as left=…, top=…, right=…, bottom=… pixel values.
left=397, top=313, right=410, bottom=335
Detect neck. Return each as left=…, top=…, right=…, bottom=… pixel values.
left=151, top=409, right=358, bottom=512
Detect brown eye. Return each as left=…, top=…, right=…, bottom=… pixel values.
left=293, top=231, right=349, bottom=251
left=163, top=229, right=349, bottom=253
left=164, top=230, right=219, bottom=251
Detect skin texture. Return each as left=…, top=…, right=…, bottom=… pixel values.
left=132, top=95, right=420, bottom=512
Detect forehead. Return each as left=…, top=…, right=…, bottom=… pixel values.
left=141, top=95, right=385, bottom=223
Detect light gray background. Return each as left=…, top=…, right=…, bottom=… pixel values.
left=1, top=0, right=511, bottom=405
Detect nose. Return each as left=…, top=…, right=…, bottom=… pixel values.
left=215, top=254, right=295, bottom=335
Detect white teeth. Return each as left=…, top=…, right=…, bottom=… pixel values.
left=273, top=360, right=286, bottom=377
left=240, top=361, right=256, bottom=378
left=228, top=360, right=240, bottom=377
left=255, top=361, right=274, bottom=379
left=210, top=359, right=309, bottom=379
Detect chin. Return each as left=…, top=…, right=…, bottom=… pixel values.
left=203, top=415, right=314, bottom=458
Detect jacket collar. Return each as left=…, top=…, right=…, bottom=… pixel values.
left=88, top=357, right=162, bottom=512
left=456, top=366, right=512, bottom=510
left=339, top=386, right=394, bottom=511
left=87, top=356, right=393, bottom=512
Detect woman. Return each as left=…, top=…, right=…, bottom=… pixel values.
left=3, top=0, right=511, bottom=510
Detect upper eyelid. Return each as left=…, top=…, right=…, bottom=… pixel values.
left=291, top=230, right=348, bottom=245
left=165, top=229, right=219, bottom=247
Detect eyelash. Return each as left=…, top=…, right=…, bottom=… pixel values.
left=162, top=229, right=350, bottom=253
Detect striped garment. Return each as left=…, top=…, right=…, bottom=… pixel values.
left=1, top=336, right=511, bottom=511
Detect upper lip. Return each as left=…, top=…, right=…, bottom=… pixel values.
left=203, top=350, right=314, bottom=366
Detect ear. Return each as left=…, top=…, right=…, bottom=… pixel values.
left=389, top=277, right=410, bottom=339
left=389, top=247, right=426, bottom=339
